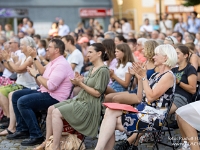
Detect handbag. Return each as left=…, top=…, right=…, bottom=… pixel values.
left=62, top=119, right=84, bottom=140
left=45, top=132, right=85, bottom=150
left=9, top=73, right=17, bottom=81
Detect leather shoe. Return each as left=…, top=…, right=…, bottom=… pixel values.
left=21, top=136, right=45, bottom=146
left=7, top=131, right=29, bottom=140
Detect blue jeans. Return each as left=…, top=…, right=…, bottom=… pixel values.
left=12, top=89, right=59, bottom=138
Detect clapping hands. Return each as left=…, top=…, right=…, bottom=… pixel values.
left=27, top=46, right=37, bottom=58
left=1, top=50, right=10, bottom=61
left=27, top=65, right=39, bottom=78
left=129, top=62, right=147, bottom=80
left=70, top=72, right=84, bottom=86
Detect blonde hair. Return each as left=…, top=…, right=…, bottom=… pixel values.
left=154, top=44, right=177, bottom=67
left=144, top=40, right=158, bottom=62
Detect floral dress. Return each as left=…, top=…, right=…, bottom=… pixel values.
left=122, top=71, right=175, bottom=136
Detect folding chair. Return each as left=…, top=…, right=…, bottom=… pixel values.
left=128, top=75, right=135, bottom=92
left=131, top=95, right=180, bottom=150
left=192, top=81, right=200, bottom=102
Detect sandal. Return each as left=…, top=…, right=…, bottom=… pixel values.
left=33, top=141, right=46, bottom=150
left=0, top=128, right=14, bottom=136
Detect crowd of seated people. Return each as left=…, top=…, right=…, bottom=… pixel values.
left=0, top=13, right=200, bottom=150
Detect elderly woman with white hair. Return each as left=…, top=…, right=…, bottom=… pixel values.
left=133, top=38, right=148, bottom=63
left=0, top=36, right=38, bottom=136
left=95, top=44, right=177, bottom=150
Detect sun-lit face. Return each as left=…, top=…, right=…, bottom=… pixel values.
left=115, top=49, right=124, bottom=60
left=153, top=52, right=166, bottom=67
left=9, top=39, right=18, bottom=51
left=114, top=37, right=122, bottom=46
left=20, top=41, right=27, bottom=53
left=46, top=42, right=57, bottom=61
left=87, top=46, right=101, bottom=63
left=176, top=48, right=188, bottom=64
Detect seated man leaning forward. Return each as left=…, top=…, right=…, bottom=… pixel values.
left=7, top=39, right=74, bottom=146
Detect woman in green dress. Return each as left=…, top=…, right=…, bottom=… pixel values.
left=35, top=43, right=110, bottom=150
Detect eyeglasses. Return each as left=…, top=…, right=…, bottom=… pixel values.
left=9, top=42, right=17, bottom=44
left=165, top=36, right=174, bottom=44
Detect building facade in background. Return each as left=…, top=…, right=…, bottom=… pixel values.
left=112, top=0, right=200, bottom=32
left=0, top=0, right=112, bottom=37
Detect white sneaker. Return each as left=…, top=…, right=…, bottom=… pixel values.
left=178, top=141, right=191, bottom=150
left=115, top=130, right=127, bottom=141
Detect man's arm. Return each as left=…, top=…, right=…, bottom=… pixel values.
left=33, top=58, right=45, bottom=75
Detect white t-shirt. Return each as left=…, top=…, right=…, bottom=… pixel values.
left=67, top=49, right=84, bottom=73
left=37, top=48, right=46, bottom=56
left=2, top=50, right=25, bottom=78
left=58, top=24, right=70, bottom=36
left=140, top=25, right=153, bottom=32
left=114, top=62, right=132, bottom=81
left=159, top=20, right=173, bottom=33
left=16, top=56, right=38, bottom=88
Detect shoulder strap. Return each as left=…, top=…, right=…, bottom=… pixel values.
left=149, top=72, right=159, bottom=81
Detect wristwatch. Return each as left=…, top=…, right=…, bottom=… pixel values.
left=35, top=74, right=41, bottom=79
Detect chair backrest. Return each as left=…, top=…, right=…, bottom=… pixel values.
left=67, top=85, right=75, bottom=99
left=128, top=75, right=135, bottom=92
left=192, top=81, right=200, bottom=102
left=161, top=94, right=175, bottom=127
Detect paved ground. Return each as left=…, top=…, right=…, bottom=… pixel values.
left=0, top=128, right=182, bottom=150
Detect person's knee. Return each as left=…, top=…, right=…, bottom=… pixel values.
left=12, top=91, right=20, bottom=104
left=112, top=95, right=122, bottom=103
left=48, top=105, right=55, bottom=114
left=104, top=108, right=115, bottom=116
left=52, top=108, right=62, bottom=118
left=104, top=94, right=112, bottom=102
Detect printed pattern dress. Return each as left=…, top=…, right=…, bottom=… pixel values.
left=122, top=71, right=175, bottom=135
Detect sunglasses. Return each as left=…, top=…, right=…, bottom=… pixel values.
left=165, top=37, right=174, bottom=44
left=9, top=42, right=17, bottom=44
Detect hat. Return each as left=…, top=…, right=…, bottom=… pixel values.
left=78, top=37, right=89, bottom=44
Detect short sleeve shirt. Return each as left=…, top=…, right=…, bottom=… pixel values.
left=172, top=64, right=197, bottom=102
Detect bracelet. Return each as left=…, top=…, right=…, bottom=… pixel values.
left=35, top=74, right=41, bottom=79
left=142, top=77, right=146, bottom=81
left=33, top=57, right=37, bottom=61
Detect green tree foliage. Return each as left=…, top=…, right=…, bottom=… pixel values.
left=183, top=0, right=200, bottom=6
